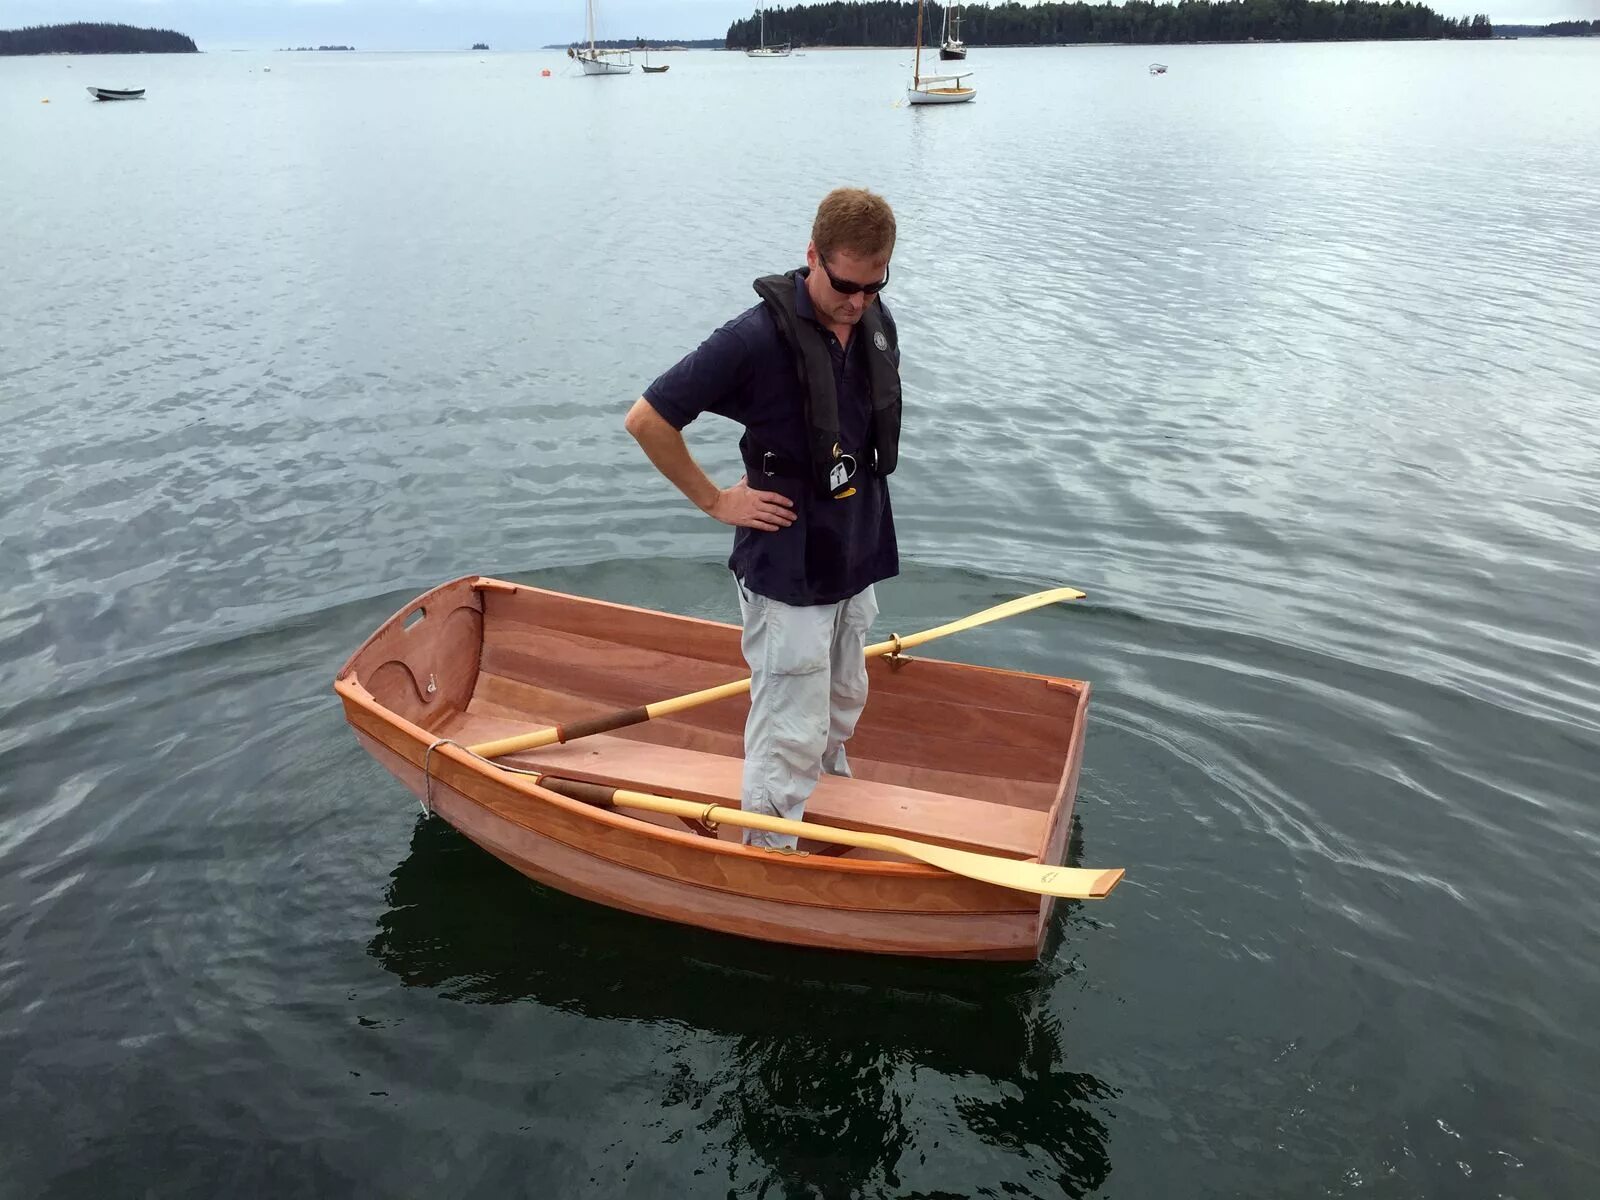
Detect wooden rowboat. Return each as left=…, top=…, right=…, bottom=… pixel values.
left=336, top=575, right=1110, bottom=961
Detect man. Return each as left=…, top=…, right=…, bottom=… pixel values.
left=624, top=187, right=902, bottom=851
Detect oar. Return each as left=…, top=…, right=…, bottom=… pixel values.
left=534, top=774, right=1124, bottom=900
left=468, top=585, right=1085, bottom=760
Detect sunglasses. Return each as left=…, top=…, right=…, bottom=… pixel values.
left=818, top=255, right=891, bottom=296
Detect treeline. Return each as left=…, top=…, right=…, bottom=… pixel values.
left=726, top=1, right=1495, bottom=47
left=1497, top=19, right=1598, bottom=35
left=548, top=37, right=725, bottom=48
left=0, top=22, right=197, bottom=54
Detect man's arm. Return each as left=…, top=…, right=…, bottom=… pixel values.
left=624, top=397, right=795, bottom=532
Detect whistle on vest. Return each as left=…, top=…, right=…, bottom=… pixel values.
left=829, top=453, right=858, bottom=500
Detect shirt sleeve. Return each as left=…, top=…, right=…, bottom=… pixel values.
left=643, top=318, right=752, bottom=431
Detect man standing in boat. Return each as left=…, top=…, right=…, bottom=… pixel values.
left=624, top=187, right=901, bottom=851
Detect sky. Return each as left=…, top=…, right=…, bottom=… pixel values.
left=1, top=0, right=1595, bottom=51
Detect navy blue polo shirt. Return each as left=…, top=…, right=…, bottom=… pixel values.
left=643, top=269, right=900, bottom=607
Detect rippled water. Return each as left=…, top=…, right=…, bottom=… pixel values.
left=2, top=39, right=1598, bottom=1197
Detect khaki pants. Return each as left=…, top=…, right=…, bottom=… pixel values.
left=735, top=579, right=879, bottom=850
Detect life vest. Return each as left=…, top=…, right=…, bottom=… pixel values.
left=752, top=269, right=901, bottom=500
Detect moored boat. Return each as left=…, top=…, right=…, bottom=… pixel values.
left=570, top=0, right=633, bottom=73
left=87, top=86, right=144, bottom=100
left=940, top=3, right=968, bottom=59
left=335, top=575, right=1119, bottom=961
left=908, top=0, right=975, bottom=105
left=746, top=6, right=791, bottom=56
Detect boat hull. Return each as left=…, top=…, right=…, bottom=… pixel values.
left=336, top=576, right=1093, bottom=961
left=908, top=85, right=977, bottom=105
left=577, top=53, right=632, bottom=74
left=87, top=87, right=144, bottom=100
left=940, top=45, right=967, bottom=60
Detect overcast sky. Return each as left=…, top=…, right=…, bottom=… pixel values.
left=2, top=0, right=1595, bottom=50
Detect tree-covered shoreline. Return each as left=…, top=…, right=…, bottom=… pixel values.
left=0, top=22, right=197, bottom=55
left=725, top=1, right=1496, bottom=49
left=1497, top=18, right=1598, bottom=35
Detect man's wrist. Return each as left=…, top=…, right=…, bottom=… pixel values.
left=693, top=481, right=721, bottom=514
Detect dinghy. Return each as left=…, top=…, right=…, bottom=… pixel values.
left=336, top=576, right=1121, bottom=960
left=87, top=87, right=144, bottom=101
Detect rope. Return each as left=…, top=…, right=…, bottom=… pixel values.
left=421, top=737, right=546, bottom=817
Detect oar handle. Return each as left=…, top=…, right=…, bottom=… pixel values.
left=469, top=706, right=650, bottom=760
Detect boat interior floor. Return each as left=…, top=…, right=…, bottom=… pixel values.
left=441, top=710, right=1048, bottom=863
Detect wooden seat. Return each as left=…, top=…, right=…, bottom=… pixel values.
left=445, top=713, right=1046, bottom=860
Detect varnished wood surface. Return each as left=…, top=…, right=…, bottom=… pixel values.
left=335, top=575, right=1096, bottom=960
left=447, top=712, right=1047, bottom=859
left=351, top=726, right=1040, bottom=957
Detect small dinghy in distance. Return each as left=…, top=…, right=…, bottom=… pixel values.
left=335, top=576, right=1122, bottom=961
left=87, top=87, right=145, bottom=100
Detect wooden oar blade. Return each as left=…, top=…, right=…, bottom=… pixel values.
left=890, top=837, right=1125, bottom=900
left=868, top=585, right=1086, bottom=657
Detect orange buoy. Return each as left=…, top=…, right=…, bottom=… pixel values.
left=541, top=68, right=551, bottom=77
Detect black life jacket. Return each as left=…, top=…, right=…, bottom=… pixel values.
left=752, top=269, right=901, bottom=500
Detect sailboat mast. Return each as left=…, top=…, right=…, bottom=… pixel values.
left=588, top=0, right=596, bottom=52
left=760, top=7, right=767, bottom=50
left=914, top=0, right=924, bottom=86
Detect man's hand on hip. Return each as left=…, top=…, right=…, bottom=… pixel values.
left=707, top=476, right=796, bottom=531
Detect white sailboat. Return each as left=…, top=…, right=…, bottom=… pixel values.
left=746, top=7, right=792, bottom=57
left=907, top=0, right=975, bottom=105
left=569, top=0, right=633, bottom=74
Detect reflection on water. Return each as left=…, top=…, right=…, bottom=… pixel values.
left=370, top=817, right=1115, bottom=1196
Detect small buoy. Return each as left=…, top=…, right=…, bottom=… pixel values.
left=541, top=68, right=551, bottom=77
left=42, top=98, right=50, bottom=103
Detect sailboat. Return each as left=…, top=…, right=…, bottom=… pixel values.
left=639, top=37, right=669, bottom=72
left=940, top=3, right=968, bottom=60
left=907, top=0, right=975, bottom=105
left=746, top=6, right=792, bottom=57
left=569, top=0, right=633, bottom=74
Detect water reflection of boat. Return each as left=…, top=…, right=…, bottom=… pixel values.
left=369, top=813, right=1116, bottom=1195
left=337, top=576, right=1112, bottom=961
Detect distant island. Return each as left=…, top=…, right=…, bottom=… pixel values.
left=1496, top=19, right=1599, bottom=36
left=472, top=42, right=490, bottom=50
left=0, top=21, right=196, bottom=54
left=280, top=44, right=355, bottom=51
left=724, top=0, right=1496, bottom=47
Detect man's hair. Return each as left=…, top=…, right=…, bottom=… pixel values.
left=812, top=187, right=896, bottom=260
